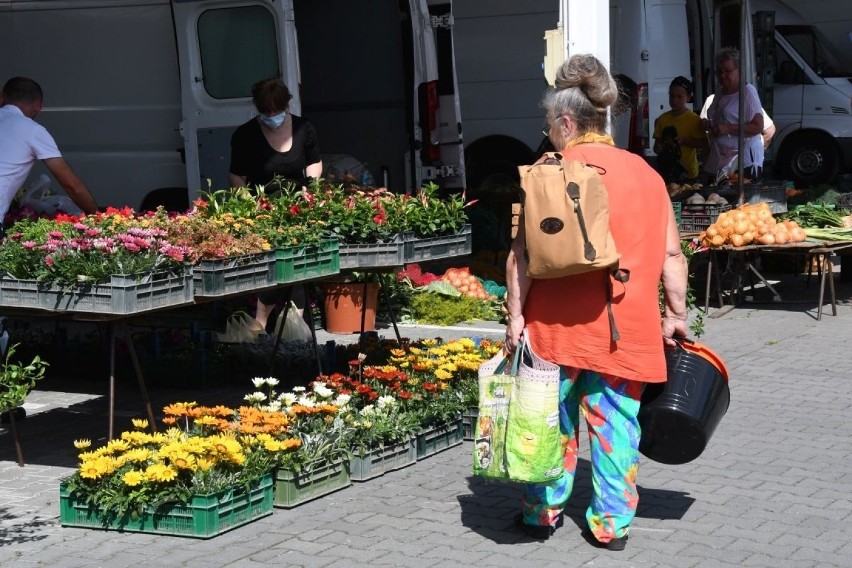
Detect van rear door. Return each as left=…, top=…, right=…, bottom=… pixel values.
left=172, top=0, right=299, bottom=196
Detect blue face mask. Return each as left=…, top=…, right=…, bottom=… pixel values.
left=259, top=111, right=287, bottom=129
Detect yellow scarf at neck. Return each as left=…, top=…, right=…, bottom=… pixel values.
left=563, top=132, right=615, bottom=148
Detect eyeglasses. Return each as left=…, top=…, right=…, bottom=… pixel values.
left=541, top=115, right=565, bottom=137
left=716, top=66, right=737, bottom=75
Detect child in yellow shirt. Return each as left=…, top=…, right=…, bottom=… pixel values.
left=653, top=76, right=706, bottom=183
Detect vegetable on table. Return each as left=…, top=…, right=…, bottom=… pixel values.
left=699, top=202, right=807, bottom=248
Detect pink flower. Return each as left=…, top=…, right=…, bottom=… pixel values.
left=22, top=241, right=36, bottom=249
left=49, top=231, right=64, bottom=238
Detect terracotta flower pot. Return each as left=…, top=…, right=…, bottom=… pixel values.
left=322, top=282, right=379, bottom=334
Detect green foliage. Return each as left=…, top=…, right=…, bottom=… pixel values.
left=403, top=182, right=469, bottom=237
left=410, top=291, right=499, bottom=325
left=0, top=343, right=49, bottom=412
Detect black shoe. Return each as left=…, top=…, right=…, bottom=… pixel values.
left=582, top=528, right=628, bottom=551
left=513, top=512, right=563, bottom=540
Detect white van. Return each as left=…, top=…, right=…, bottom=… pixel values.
left=0, top=0, right=462, bottom=211
left=698, top=0, right=852, bottom=185
left=451, top=0, right=692, bottom=190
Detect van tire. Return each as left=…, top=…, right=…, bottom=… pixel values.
left=779, top=132, right=840, bottom=187
left=464, top=135, right=534, bottom=193
left=139, top=188, right=190, bottom=213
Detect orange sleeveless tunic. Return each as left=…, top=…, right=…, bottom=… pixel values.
left=524, top=145, right=671, bottom=383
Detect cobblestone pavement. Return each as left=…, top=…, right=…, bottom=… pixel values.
left=2, top=272, right=852, bottom=567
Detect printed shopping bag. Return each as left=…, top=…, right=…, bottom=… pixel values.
left=473, top=333, right=562, bottom=483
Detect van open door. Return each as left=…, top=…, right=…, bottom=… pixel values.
left=172, top=0, right=299, bottom=196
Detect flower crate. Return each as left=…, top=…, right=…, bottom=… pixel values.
left=403, top=224, right=472, bottom=262
left=350, top=438, right=417, bottom=482
left=193, top=251, right=276, bottom=297
left=273, top=459, right=351, bottom=508
left=416, top=417, right=464, bottom=459
left=338, top=235, right=405, bottom=269
left=58, top=474, right=273, bottom=539
left=31, top=271, right=193, bottom=315
left=462, top=407, right=479, bottom=441
left=275, top=239, right=340, bottom=283
left=0, top=277, right=42, bottom=308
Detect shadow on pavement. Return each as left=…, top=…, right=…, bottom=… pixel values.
left=458, top=457, right=694, bottom=542
left=0, top=507, right=53, bottom=547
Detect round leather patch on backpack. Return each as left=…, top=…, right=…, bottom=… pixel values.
left=539, top=217, right=564, bottom=234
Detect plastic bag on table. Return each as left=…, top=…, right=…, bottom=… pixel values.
left=19, top=174, right=84, bottom=216
left=214, top=311, right=265, bottom=343
left=274, top=301, right=312, bottom=341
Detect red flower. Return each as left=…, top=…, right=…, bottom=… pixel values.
left=193, top=198, right=208, bottom=209
left=289, top=205, right=302, bottom=215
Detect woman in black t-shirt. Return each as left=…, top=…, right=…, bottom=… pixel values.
left=228, top=77, right=322, bottom=190
left=229, top=77, right=323, bottom=331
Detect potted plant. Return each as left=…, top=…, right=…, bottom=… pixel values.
left=0, top=213, right=192, bottom=313
left=1, top=343, right=49, bottom=467
left=59, top=403, right=300, bottom=538
left=315, top=370, right=420, bottom=481
left=401, top=182, right=475, bottom=262
left=244, top=378, right=353, bottom=508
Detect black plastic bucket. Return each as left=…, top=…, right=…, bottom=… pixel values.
left=638, top=339, right=730, bottom=465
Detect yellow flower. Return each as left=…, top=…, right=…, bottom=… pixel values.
left=73, top=439, right=92, bottom=450
left=131, top=418, right=149, bottom=430
left=458, top=338, right=475, bottom=349
left=196, top=458, right=216, bottom=471
left=145, top=463, right=178, bottom=482
left=105, top=439, right=130, bottom=454
left=170, top=452, right=197, bottom=470
left=79, top=461, right=103, bottom=479
left=122, top=470, right=145, bottom=487
left=421, top=339, right=437, bottom=347
left=124, top=448, right=153, bottom=463
left=434, top=369, right=453, bottom=380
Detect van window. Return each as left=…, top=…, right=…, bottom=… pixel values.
left=776, top=25, right=849, bottom=78
left=774, top=42, right=808, bottom=85
left=198, top=6, right=280, bottom=99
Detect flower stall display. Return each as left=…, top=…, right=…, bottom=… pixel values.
left=0, top=212, right=193, bottom=313
left=60, top=405, right=300, bottom=538
left=402, top=182, right=474, bottom=262
left=244, top=378, right=353, bottom=508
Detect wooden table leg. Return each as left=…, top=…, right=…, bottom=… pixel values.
left=109, top=323, right=116, bottom=441
left=818, top=253, right=828, bottom=321
left=828, top=254, right=837, bottom=316
left=124, top=325, right=158, bottom=433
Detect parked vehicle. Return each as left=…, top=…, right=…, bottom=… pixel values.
left=452, top=0, right=692, bottom=191
left=691, top=0, right=852, bottom=185
left=0, top=0, right=462, bottom=211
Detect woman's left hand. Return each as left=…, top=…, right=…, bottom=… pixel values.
left=662, top=315, right=688, bottom=347
left=504, top=314, right=525, bottom=355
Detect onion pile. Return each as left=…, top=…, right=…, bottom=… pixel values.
left=699, top=202, right=807, bottom=248
left=442, top=267, right=495, bottom=300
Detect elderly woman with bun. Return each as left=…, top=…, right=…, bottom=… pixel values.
left=504, top=54, right=688, bottom=550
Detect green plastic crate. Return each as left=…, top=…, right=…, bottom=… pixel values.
left=193, top=251, right=276, bottom=297
left=672, top=201, right=682, bottom=226
left=415, top=417, right=464, bottom=459
left=462, top=407, right=479, bottom=441
left=274, top=239, right=340, bottom=284
left=273, top=459, right=350, bottom=508
left=350, top=438, right=417, bottom=482
left=59, top=474, right=273, bottom=539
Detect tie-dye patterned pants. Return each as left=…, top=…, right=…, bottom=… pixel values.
left=520, top=367, right=644, bottom=543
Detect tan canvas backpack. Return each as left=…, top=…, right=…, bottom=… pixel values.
left=517, top=153, right=629, bottom=340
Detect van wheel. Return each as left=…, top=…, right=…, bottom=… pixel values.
left=781, top=133, right=840, bottom=187
left=139, top=188, right=190, bottom=213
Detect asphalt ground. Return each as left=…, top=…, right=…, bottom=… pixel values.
left=2, top=265, right=852, bottom=567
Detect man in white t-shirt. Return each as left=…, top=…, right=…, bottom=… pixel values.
left=0, top=77, right=98, bottom=231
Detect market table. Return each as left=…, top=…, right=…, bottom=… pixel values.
left=699, top=240, right=852, bottom=319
